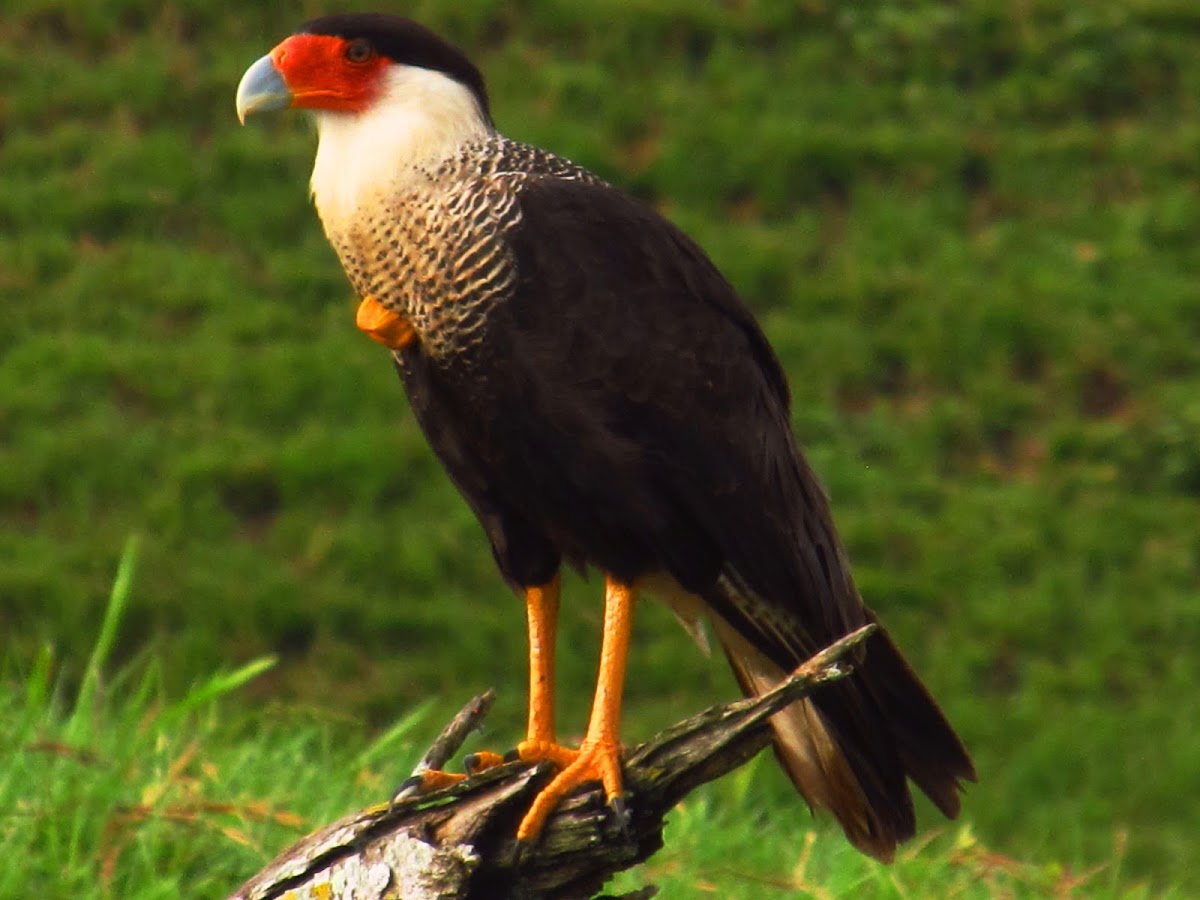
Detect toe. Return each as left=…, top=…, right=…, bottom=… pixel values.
left=412, top=769, right=467, bottom=792
left=463, top=750, right=506, bottom=774
left=516, top=739, right=579, bottom=768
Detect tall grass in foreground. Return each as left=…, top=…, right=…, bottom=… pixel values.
left=0, top=538, right=418, bottom=897
left=0, top=542, right=1165, bottom=898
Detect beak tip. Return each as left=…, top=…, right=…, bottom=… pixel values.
left=236, top=53, right=291, bottom=124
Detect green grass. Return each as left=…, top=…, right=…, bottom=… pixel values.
left=2, top=0, right=1199, bottom=893
left=2, top=556, right=1164, bottom=898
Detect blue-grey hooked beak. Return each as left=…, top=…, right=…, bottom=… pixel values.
left=236, top=54, right=291, bottom=124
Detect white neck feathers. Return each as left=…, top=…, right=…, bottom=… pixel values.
left=309, top=65, right=493, bottom=230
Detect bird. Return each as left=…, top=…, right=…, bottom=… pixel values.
left=235, top=13, right=975, bottom=856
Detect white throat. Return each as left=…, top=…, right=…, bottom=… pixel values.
left=309, top=65, right=492, bottom=230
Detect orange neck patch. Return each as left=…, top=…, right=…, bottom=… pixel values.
left=356, top=295, right=417, bottom=350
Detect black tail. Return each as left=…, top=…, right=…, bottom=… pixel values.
left=716, top=605, right=976, bottom=861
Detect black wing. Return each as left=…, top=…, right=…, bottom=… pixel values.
left=501, top=174, right=863, bottom=655
left=392, top=342, right=561, bottom=588
left=500, top=175, right=974, bottom=858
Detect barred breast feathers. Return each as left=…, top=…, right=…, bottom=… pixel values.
left=303, top=54, right=616, bottom=357
left=318, top=133, right=600, bottom=357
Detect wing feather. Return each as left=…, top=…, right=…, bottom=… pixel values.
left=505, top=174, right=858, bottom=651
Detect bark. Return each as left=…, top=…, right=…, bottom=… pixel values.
left=228, top=625, right=874, bottom=900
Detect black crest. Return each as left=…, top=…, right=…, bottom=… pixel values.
left=299, top=14, right=491, bottom=120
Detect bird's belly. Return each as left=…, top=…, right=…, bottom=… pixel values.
left=398, top=353, right=663, bottom=582
left=485, top=429, right=661, bottom=581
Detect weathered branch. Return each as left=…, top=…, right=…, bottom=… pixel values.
left=228, top=624, right=875, bottom=900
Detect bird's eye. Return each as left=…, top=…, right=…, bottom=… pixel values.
left=345, top=39, right=374, bottom=64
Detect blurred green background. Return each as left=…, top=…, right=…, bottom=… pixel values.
left=2, top=0, right=1198, bottom=891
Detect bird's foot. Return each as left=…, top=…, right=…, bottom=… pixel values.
left=449, top=739, right=627, bottom=842
left=356, top=295, right=417, bottom=349
left=516, top=735, right=623, bottom=842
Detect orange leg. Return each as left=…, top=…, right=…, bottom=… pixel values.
left=465, top=575, right=571, bottom=774
left=404, top=575, right=634, bottom=842
left=356, top=295, right=417, bottom=349
left=517, top=573, right=572, bottom=760
left=516, top=575, right=634, bottom=842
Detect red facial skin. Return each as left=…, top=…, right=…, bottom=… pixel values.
left=270, top=33, right=389, bottom=114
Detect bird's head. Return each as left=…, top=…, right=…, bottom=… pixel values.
left=235, top=13, right=490, bottom=126
left=236, top=14, right=494, bottom=224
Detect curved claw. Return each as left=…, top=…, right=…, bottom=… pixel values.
left=609, top=792, right=633, bottom=841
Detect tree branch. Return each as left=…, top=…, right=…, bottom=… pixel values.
left=228, top=624, right=875, bottom=900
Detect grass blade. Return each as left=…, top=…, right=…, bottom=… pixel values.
left=165, top=656, right=279, bottom=721
left=67, top=535, right=140, bottom=743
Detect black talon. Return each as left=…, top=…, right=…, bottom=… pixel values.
left=504, top=747, right=522, bottom=763
left=514, top=834, right=536, bottom=865
left=608, top=793, right=632, bottom=842
left=463, top=752, right=483, bottom=774
left=397, top=774, right=425, bottom=794
left=388, top=774, right=426, bottom=808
